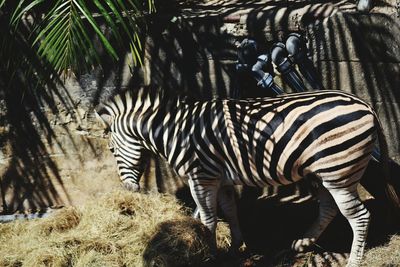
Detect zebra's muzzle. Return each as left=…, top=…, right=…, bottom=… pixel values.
left=123, top=180, right=140, bottom=192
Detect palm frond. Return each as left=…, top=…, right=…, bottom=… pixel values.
left=7, top=0, right=154, bottom=75
left=0, top=0, right=5, bottom=9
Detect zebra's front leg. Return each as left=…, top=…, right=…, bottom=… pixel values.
left=188, top=179, right=220, bottom=254
left=218, top=186, right=244, bottom=253
left=292, top=185, right=338, bottom=252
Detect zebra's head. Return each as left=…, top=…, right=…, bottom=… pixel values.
left=95, top=100, right=146, bottom=192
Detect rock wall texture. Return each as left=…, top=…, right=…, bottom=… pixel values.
left=1, top=0, right=399, bottom=213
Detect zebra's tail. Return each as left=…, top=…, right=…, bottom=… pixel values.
left=375, top=117, right=400, bottom=220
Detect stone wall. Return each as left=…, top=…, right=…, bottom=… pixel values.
left=1, top=0, right=399, bottom=213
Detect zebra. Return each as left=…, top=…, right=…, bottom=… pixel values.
left=96, top=86, right=399, bottom=267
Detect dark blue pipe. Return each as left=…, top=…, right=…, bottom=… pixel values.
left=286, top=33, right=324, bottom=90
left=271, top=42, right=307, bottom=92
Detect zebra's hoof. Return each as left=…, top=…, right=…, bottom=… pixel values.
left=291, top=238, right=316, bottom=252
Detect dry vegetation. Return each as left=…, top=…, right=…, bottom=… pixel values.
left=0, top=190, right=230, bottom=267
left=0, top=189, right=399, bottom=267
left=361, top=235, right=400, bottom=267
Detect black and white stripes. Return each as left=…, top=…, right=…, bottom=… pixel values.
left=97, top=87, right=398, bottom=267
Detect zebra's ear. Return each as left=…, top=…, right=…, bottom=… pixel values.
left=95, top=107, right=113, bottom=130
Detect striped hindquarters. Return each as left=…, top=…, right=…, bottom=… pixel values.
left=218, top=90, right=377, bottom=188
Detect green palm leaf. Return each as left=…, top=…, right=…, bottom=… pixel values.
left=7, top=0, right=154, bottom=75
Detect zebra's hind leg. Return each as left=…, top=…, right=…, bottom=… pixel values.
left=326, top=184, right=371, bottom=267
left=292, top=185, right=338, bottom=252
left=218, top=186, right=244, bottom=253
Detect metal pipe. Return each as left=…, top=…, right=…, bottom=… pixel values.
left=286, top=33, right=324, bottom=90
left=271, top=42, right=307, bottom=92
left=236, top=38, right=282, bottom=96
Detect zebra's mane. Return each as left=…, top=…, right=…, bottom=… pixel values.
left=100, top=85, right=297, bottom=118
left=98, top=86, right=175, bottom=116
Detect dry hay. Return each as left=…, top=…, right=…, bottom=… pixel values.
left=361, top=235, right=400, bottom=267
left=143, top=218, right=212, bottom=267
left=36, top=206, right=82, bottom=235
left=0, top=190, right=231, bottom=267
left=2, top=189, right=399, bottom=267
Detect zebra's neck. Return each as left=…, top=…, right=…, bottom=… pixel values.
left=127, top=93, right=196, bottom=164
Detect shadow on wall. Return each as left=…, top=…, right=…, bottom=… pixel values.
left=144, top=16, right=239, bottom=100
left=0, top=8, right=109, bottom=213
left=0, top=12, right=69, bottom=213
